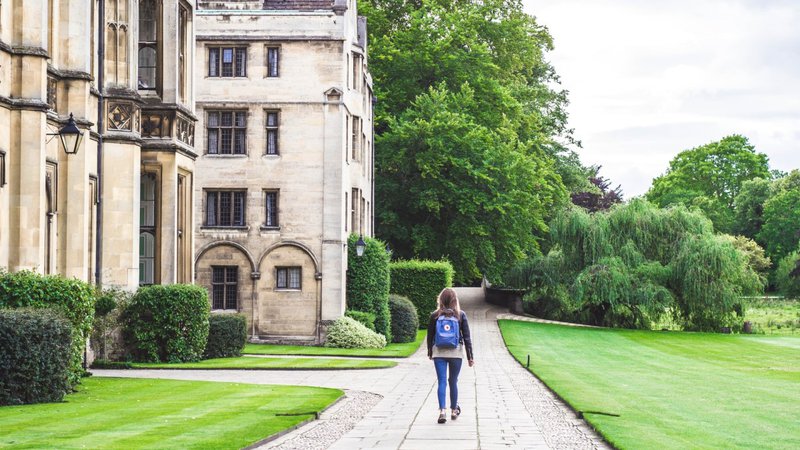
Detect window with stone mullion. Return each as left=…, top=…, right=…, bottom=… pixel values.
left=206, top=190, right=245, bottom=227
left=207, top=111, right=247, bottom=155
left=212, top=266, right=238, bottom=310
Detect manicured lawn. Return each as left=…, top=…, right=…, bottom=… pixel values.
left=131, top=356, right=396, bottom=370
left=244, top=330, right=426, bottom=358
left=499, top=319, right=800, bottom=450
left=0, top=377, right=341, bottom=449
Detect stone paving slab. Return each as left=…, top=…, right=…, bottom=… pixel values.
left=93, top=287, right=610, bottom=449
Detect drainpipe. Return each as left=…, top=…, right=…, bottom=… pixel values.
left=370, top=94, right=376, bottom=236
left=94, top=0, right=105, bottom=287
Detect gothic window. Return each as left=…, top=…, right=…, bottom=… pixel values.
left=276, top=267, right=301, bottom=290
left=138, top=0, right=159, bottom=90
left=211, top=266, right=238, bottom=310
left=265, top=111, right=279, bottom=155
left=205, top=190, right=246, bottom=227
left=207, top=111, right=247, bottom=155
left=0, top=150, right=6, bottom=187
left=106, top=0, right=129, bottom=85
left=139, top=232, right=155, bottom=285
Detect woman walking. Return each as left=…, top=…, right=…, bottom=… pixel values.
left=427, top=288, right=474, bottom=424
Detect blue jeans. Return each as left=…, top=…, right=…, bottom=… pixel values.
left=433, top=357, right=463, bottom=409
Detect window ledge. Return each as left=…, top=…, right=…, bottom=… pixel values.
left=211, top=309, right=240, bottom=314
left=262, top=153, right=280, bottom=158
left=275, top=289, right=302, bottom=292
left=204, top=154, right=248, bottom=158
left=260, top=225, right=281, bottom=232
left=200, top=226, right=250, bottom=231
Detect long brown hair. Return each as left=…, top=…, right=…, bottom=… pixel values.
left=436, top=288, right=461, bottom=318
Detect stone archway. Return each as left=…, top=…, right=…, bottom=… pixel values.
left=255, top=242, right=320, bottom=340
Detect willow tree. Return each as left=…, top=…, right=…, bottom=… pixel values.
left=512, top=199, right=763, bottom=330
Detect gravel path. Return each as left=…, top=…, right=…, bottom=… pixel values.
left=93, top=288, right=610, bottom=449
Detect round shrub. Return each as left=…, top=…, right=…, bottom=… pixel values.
left=0, top=308, right=72, bottom=405
left=347, top=234, right=392, bottom=341
left=389, top=294, right=418, bottom=343
left=345, top=309, right=376, bottom=331
left=324, top=316, right=386, bottom=349
left=776, top=250, right=800, bottom=299
left=204, top=313, right=247, bottom=359
left=122, top=284, right=210, bottom=363
left=0, top=270, right=95, bottom=387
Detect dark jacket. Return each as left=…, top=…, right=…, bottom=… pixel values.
left=427, top=310, right=474, bottom=361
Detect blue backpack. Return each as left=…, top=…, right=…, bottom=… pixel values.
left=434, top=313, right=460, bottom=349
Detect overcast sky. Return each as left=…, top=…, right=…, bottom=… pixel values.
left=523, top=0, right=800, bottom=197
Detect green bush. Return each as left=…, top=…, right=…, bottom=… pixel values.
left=0, top=270, right=95, bottom=387
left=324, top=316, right=386, bottom=349
left=0, top=308, right=72, bottom=405
left=345, top=310, right=376, bottom=331
left=122, top=284, right=210, bottom=363
left=389, top=294, right=418, bottom=343
left=204, top=314, right=247, bottom=359
left=347, top=234, right=392, bottom=341
left=776, top=250, right=800, bottom=299
left=390, top=260, right=454, bottom=327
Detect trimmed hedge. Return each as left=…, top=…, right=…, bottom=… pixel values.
left=389, top=294, right=419, bottom=343
left=91, top=287, right=131, bottom=362
left=0, top=308, right=72, bottom=405
left=0, top=270, right=95, bottom=387
left=204, top=314, right=247, bottom=359
left=122, top=284, right=210, bottom=363
left=324, top=316, right=387, bottom=349
left=390, top=260, right=455, bottom=327
left=347, top=234, right=392, bottom=341
left=345, top=309, right=376, bottom=331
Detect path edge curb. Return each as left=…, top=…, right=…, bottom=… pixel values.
left=241, top=391, right=348, bottom=450
left=496, top=317, right=616, bottom=450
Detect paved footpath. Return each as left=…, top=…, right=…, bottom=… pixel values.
left=95, top=288, right=609, bottom=449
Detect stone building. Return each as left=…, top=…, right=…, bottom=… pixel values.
left=0, top=0, right=197, bottom=289
left=194, top=0, right=374, bottom=342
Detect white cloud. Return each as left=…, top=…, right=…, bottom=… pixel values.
left=524, top=0, right=800, bottom=197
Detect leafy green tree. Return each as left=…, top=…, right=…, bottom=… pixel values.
left=362, top=0, right=577, bottom=282
left=733, top=177, right=772, bottom=239
left=646, top=135, right=770, bottom=232
left=377, top=85, right=565, bottom=284
left=758, top=179, right=800, bottom=263
left=511, top=200, right=762, bottom=330
left=775, top=249, right=800, bottom=299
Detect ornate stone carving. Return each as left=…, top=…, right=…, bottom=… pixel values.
left=176, top=116, right=195, bottom=146
left=47, top=76, right=57, bottom=111
left=107, top=101, right=137, bottom=131
left=141, top=111, right=173, bottom=138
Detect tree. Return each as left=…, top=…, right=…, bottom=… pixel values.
left=511, top=200, right=762, bottom=330
left=363, top=0, right=576, bottom=282
left=570, top=167, right=623, bottom=212
left=758, top=175, right=800, bottom=263
left=733, top=177, right=772, bottom=239
left=377, top=85, right=565, bottom=284
left=646, top=135, right=771, bottom=233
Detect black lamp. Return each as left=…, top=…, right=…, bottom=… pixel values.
left=356, top=235, right=367, bottom=257
left=58, top=113, right=83, bottom=155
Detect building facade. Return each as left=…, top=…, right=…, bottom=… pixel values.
left=0, top=0, right=197, bottom=289
left=194, top=0, right=374, bottom=342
